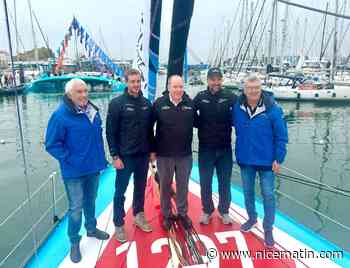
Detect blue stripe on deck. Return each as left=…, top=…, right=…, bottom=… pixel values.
left=25, top=165, right=350, bottom=268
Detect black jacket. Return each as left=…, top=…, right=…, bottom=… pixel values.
left=153, top=93, right=195, bottom=157
left=193, top=88, right=237, bottom=149
left=106, top=89, right=153, bottom=158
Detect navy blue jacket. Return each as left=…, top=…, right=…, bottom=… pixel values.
left=106, top=90, right=153, bottom=158
left=193, top=88, right=237, bottom=149
left=45, top=95, right=108, bottom=179
left=153, top=93, right=195, bottom=157
left=232, top=91, right=288, bottom=167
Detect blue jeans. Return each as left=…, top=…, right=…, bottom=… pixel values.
left=63, top=172, right=99, bottom=245
left=240, top=165, right=275, bottom=231
left=199, top=147, right=232, bottom=215
left=113, top=154, right=148, bottom=227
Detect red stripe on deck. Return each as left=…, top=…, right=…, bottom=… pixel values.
left=96, top=181, right=296, bottom=268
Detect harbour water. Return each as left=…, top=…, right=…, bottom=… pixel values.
left=0, top=84, right=349, bottom=267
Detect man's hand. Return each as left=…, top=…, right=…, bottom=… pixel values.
left=150, top=152, right=157, bottom=162
left=113, top=158, right=124, bottom=169
left=272, top=160, right=280, bottom=173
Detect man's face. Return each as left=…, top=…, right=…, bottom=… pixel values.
left=244, top=80, right=262, bottom=103
left=127, top=74, right=141, bottom=96
left=69, top=83, right=88, bottom=107
left=207, top=76, right=223, bottom=92
left=169, top=76, right=184, bottom=102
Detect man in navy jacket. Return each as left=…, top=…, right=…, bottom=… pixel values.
left=193, top=67, right=237, bottom=225
left=45, top=78, right=109, bottom=263
left=232, top=74, right=288, bottom=248
left=106, top=69, right=153, bottom=243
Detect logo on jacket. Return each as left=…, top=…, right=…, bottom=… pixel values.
left=126, top=107, right=135, bottom=111
left=218, top=98, right=228, bottom=103
left=161, top=106, right=171, bottom=110
left=201, top=99, right=210, bottom=103
left=182, top=106, right=193, bottom=111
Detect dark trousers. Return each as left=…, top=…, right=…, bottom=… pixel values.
left=157, top=155, right=192, bottom=218
left=113, top=154, right=149, bottom=227
left=198, top=147, right=233, bottom=215
left=63, top=172, right=99, bottom=245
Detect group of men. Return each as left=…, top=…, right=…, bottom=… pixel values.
left=45, top=67, right=288, bottom=263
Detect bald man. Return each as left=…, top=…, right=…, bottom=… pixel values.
left=45, top=78, right=109, bottom=263
left=152, top=75, right=195, bottom=230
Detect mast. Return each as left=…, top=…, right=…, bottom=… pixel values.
left=27, top=0, right=38, bottom=61
left=267, top=0, right=277, bottom=64
left=332, top=0, right=339, bottom=81
left=294, top=18, right=299, bottom=63
left=280, top=0, right=289, bottom=64
left=13, top=0, right=19, bottom=54
left=320, top=2, right=329, bottom=61
left=239, top=0, right=245, bottom=62
left=274, top=0, right=278, bottom=64
left=32, top=10, right=50, bottom=52
left=249, top=0, right=254, bottom=60
left=302, top=17, right=308, bottom=56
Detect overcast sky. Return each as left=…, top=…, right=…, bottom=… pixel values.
left=1, top=0, right=349, bottom=63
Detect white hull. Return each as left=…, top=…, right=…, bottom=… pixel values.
left=265, top=85, right=350, bottom=101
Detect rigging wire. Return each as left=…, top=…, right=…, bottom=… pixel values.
left=2, top=0, right=40, bottom=266
left=237, top=0, right=267, bottom=75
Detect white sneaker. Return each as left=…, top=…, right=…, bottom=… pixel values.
left=219, top=213, right=234, bottom=225
left=199, top=213, right=212, bottom=225
left=134, top=212, right=152, bottom=232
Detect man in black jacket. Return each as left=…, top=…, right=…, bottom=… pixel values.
left=193, top=67, right=237, bottom=225
left=106, top=69, right=153, bottom=243
left=152, top=75, right=194, bottom=230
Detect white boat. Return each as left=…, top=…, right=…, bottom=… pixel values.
left=265, top=74, right=350, bottom=102
left=265, top=85, right=350, bottom=101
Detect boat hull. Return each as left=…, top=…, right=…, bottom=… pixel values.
left=265, top=86, right=350, bottom=102
left=24, top=166, right=349, bottom=268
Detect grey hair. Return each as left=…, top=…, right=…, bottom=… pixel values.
left=65, top=78, right=87, bottom=94
left=244, top=73, right=261, bottom=84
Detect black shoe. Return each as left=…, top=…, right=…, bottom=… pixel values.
left=87, top=228, right=110, bottom=240
left=179, top=214, right=192, bottom=230
left=70, top=243, right=81, bottom=263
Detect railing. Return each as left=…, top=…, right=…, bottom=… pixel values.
left=0, top=171, right=67, bottom=268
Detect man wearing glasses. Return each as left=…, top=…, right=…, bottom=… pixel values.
left=232, top=74, right=288, bottom=248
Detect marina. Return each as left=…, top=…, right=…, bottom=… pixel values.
left=1, top=0, right=350, bottom=267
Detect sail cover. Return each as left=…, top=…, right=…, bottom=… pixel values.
left=133, top=0, right=162, bottom=101
left=166, top=0, right=195, bottom=85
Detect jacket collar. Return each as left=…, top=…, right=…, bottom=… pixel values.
left=164, top=91, right=191, bottom=106
left=62, top=94, right=98, bottom=115
left=206, top=86, right=223, bottom=96
left=124, top=87, right=143, bottom=99
left=238, top=90, right=275, bottom=110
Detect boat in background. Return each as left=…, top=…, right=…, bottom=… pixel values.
left=1, top=0, right=350, bottom=266
left=0, top=84, right=25, bottom=96
left=265, top=74, right=350, bottom=102
left=26, top=74, right=125, bottom=93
